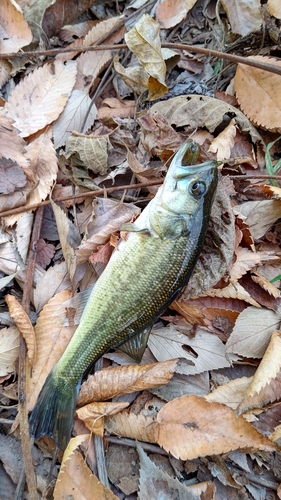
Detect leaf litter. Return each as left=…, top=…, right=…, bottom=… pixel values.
left=1, top=1, right=281, bottom=499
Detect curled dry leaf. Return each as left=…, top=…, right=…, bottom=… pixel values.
left=5, top=294, right=36, bottom=366
left=124, top=14, right=168, bottom=100
left=155, top=395, right=275, bottom=460
left=0, top=326, right=20, bottom=377
left=5, top=60, right=77, bottom=137
left=234, top=56, right=281, bottom=132
left=203, top=281, right=261, bottom=307
left=77, top=359, right=178, bottom=406
left=226, top=306, right=281, bottom=358
left=26, top=290, right=76, bottom=411
left=76, top=401, right=129, bottom=437
left=237, top=331, right=281, bottom=415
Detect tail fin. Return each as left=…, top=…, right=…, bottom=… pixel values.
left=29, top=369, right=80, bottom=450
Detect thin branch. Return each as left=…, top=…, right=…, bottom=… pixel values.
left=0, top=180, right=163, bottom=218
left=1, top=174, right=281, bottom=219
left=2, top=42, right=281, bottom=75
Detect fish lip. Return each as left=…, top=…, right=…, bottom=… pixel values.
left=171, top=142, right=218, bottom=179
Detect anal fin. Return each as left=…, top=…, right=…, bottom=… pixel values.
left=117, top=327, right=152, bottom=362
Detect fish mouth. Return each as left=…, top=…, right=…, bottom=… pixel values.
left=172, top=141, right=218, bottom=181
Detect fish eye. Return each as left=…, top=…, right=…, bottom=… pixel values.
left=189, top=181, right=206, bottom=198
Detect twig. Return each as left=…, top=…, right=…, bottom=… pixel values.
left=16, top=206, right=44, bottom=500
left=0, top=180, right=163, bottom=218
left=1, top=174, right=281, bottom=220
left=2, top=42, right=281, bottom=76
left=107, top=435, right=168, bottom=455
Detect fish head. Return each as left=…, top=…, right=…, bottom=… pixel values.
left=159, top=140, right=218, bottom=217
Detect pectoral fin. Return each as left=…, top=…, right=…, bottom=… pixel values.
left=120, top=222, right=150, bottom=234
left=117, top=327, right=152, bottom=362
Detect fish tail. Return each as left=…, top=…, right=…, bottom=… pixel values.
left=29, top=369, right=80, bottom=450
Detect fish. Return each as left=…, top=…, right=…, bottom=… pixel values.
left=29, top=140, right=218, bottom=450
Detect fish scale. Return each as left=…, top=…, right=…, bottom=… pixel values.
left=30, top=141, right=218, bottom=450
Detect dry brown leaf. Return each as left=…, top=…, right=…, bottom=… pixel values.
left=65, top=133, right=109, bottom=178
left=105, top=410, right=157, bottom=444
left=26, top=290, right=76, bottom=410
left=74, top=50, right=112, bottom=92
left=0, top=326, right=20, bottom=377
left=5, top=294, right=36, bottom=366
left=59, top=21, right=97, bottom=42
left=53, top=90, right=97, bottom=149
left=268, top=0, right=281, bottom=19
left=54, top=434, right=119, bottom=500
left=149, top=94, right=263, bottom=145
left=76, top=401, right=129, bottom=437
left=226, top=306, right=281, bottom=358
left=50, top=200, right=80, bottom=282
left=0, top=0, right=32, bottom=53
left=156, top=0, right=197, bottom=29
left=0, top=115, right=29, bottom=169
left=124, top=14, right=168, bottom=100
left=208, top=119, right=237, bottom=160
left=155, top=395, right=275, bottom=460
left=237, top=331, right=281, bottom=415
left=234, top=199, right=281, bottom=240
left=251, top=270, right=280, bottom=298
left=57, top=16, right=122, bottom=62
left=234, top=56, right=281, bottom=131
left=138, top=109, right=184, bottom=158
left=77, top=359, right=178, bottom=406
left=33, top=261, right=72, bottom=312
left=98, top=98, right=136, bottom=120
left=230, top=247, right=278, bottom=282
left=221, top=0, right=262, bottom=36
left=75, top=198, right=140, bottom=265
left=137, top=443, right=201, bottom=500
left=148, top=326, right=230, bottom=375
left=0, top=59, right=12, bottom=87
left=203, top=281, right=261, bottom=307
left=5, top=61, right=77, bottom=137
left=206, top=377, right=253, bottom=410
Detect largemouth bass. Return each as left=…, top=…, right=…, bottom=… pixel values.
left=30, top=141, right=218, bottom=450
